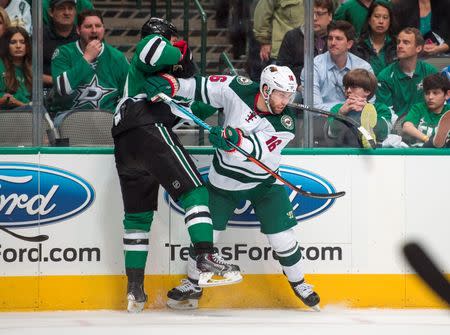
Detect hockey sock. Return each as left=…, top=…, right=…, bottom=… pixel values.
left=123, top=211, right=153, bottom=269
left=179, top=186, right=213, bottom=246
left=126, top=267, right=145, bottom=284
left=266, top=229, right=304, bottom=283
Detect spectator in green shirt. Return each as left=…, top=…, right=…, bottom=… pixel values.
left=334, top=0, right=376, bottom=36
left=328, top=68, right=392, bottom=147
left=376, top=27, right=438, bottom=129
left=0, top=26, right=31, bottom=109
left=402, top=73, right=450, bottom=147
left=354, top=0, right=397, bottom=75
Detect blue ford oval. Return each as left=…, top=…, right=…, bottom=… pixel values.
left=164, top=165, right=337, bottom=228
left=0, top=163, right=95, bottom=228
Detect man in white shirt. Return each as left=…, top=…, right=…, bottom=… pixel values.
left=301, top=20, right=374, bottom=111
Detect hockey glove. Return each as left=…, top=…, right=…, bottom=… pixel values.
left=172, top=47, right=196, bottom=78
left=145, top=73, right=179, bottom=103
left=209, top=126, right=241, bottom=151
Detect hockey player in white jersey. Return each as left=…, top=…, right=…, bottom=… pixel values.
left=164, top=65, right=320, bottom=311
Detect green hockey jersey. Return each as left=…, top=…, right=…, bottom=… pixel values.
left=124, top=34, right=182, bottom=100
left=178, top=75, right=296, bottom=191
left=51, top=41, right=129, bottom=113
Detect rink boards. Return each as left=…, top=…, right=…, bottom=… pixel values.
left=0, top=148, right=449, bottom=310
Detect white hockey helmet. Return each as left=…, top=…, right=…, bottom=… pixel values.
left=259, top=65, right=297, bottom=114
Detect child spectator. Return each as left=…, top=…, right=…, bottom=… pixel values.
left=0, top=26, right=31, bottom=109
left=354, top=0, right=397, bottom=76
left=328, top=68, right=391, bottom=147
left=402, top=73, right=450, bottom=148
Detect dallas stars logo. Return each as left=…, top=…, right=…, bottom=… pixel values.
left=72, top=75, right=116, bottom=109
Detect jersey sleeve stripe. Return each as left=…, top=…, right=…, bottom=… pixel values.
left=56, top=72, right=73, bottom=96
left=200, top=76, right=210, bottom=105
left=139, top=36, right=165, bottom=66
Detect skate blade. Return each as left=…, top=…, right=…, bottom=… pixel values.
left=127, top=300, right=145, bottom=313
left=198, top=271, right=243, bottom=287
left=310, top=304, right=321, bottom=312
left=167, top=298, right=199, bottom=310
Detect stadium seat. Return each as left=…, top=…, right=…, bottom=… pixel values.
left=57, top=109, right=114, bottom=146
left=0, top=108, right=55, bottom=147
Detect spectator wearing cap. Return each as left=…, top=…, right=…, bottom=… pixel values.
left=43, top=0, right=79, bottom=88
left=0, top=0, right=32, bottom=34
left=43, top=0, right=93, bottom=26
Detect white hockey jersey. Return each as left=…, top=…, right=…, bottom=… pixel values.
left=177, top=75, right=296, bottom=191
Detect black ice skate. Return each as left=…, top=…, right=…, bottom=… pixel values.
left=127, top=281, right=148, bottom=313
left=166, top=278, right=203, bottom=310
left=196, top=252, right=242, bottom=287
left=290, top=279, right=321, bottom=311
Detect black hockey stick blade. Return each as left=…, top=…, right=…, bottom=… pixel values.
left=403, top=242, right=450, bottom=306
left=288, top=102, right=376, bottom=149
left=0, top=226, right=49, bottom=242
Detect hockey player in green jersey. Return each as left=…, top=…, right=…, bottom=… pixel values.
left=111, top=17, right=241, bottom=313
left=51, top=9, right=129, bottom=117
left=165, top=65, right=321, bottom=311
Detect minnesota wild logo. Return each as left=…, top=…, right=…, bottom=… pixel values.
left=237, top=76, right=253, bottom=86
left=281, top=115, right=294, bottom=130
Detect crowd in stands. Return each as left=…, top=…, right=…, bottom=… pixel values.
left=0, top=0, right=448, bottom=148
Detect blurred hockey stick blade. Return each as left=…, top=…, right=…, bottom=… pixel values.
left=159, top=93, right=345, bottom=199
left=288, top=102, right=376, bottom=149
left=0, top=226, right=49, bottom=242
left=403, top=241, right=450, bottom=306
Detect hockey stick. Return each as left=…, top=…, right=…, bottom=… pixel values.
left=159, top=93, right=345, bottom=200
left=403, top=241, right=450, bottom=306
left=287, top=102, right=377, bottom=149
left=0, top=226, right=49, bottom=242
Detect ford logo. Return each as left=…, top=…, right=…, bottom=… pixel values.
left=164, top=165, right=336, bottom=228
left=0, top=163, right=95, bottom=228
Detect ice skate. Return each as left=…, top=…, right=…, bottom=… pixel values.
left=167, top=278, right=203, bottom=310
left=127, top=281, right=147, bottom=313
left=290, top=280, right=321, bottom=311
left=196, top=252, right=242, bottom=287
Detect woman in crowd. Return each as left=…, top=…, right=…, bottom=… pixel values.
left=0, top=26, right=32, bottom=109
left=392, top=0, right=449, bottom=55
left=354, top=0, right=397, bottom=76
left=0, top=7, right=11, bottom=38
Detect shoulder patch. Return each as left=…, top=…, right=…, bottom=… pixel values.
left=51, top=48, right=60, bottom=60
left=236, top=76, right=253, bottom=86
left=281, top=115, right=294, bottom=130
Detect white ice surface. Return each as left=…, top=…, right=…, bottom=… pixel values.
left=0, top=308, right=448, bottom=335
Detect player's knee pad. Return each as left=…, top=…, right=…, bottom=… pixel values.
left=266, top=229, right=301, bottom=267
left=123, top=210, right=154, bottom=232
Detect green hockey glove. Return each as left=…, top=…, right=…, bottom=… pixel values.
left=145, top=73, right=179, bottom=103
left=208, top=126, right=241, bottom=151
